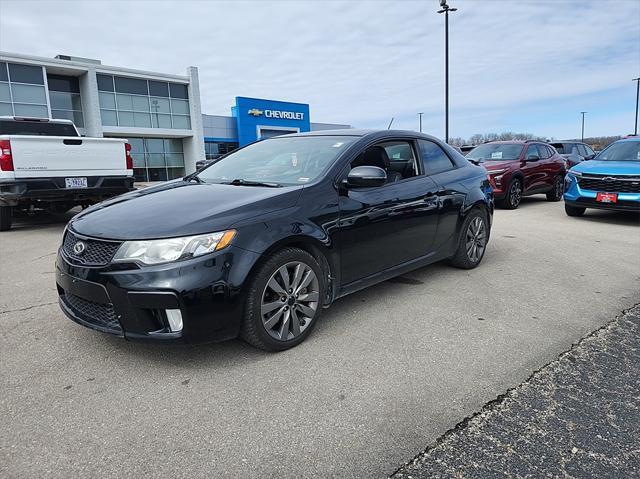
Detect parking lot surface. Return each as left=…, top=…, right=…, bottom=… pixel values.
left=1, top=199, right=639, bottom=478
left=393, top=305, right=640, bottom=479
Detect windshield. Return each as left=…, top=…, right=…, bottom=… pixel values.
left=595, top=140, right=640, bottom=162
left=467, top=144, right=524, bottom=161
left=0, top=120, right=78, bottom=136
left=197, top=135, right=357, bottom=185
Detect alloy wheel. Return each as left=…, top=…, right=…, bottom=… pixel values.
left=510, top=180, right=522, bottom=208
left=465, top=216, right=487, bottom=263
left=555, top=177, right=564, bottom=198
left=260, top=261, right=320, bottom=341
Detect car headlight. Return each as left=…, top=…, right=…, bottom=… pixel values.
left=567, top=170, right=582, bottom=178
left=113, top=230, right=236, bottom=265
left=486, top=169, right=507, bottom=176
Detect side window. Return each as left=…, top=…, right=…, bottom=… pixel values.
left=380, top=141, right=420, bottom=179
left=525, top=144, right=541, bottom=159
left=584, top=145, right=595, bottom=157
left=538, top=144, right=551, bottom=159
left=418, top=140, right=455, bottom=175
left=577, top=144, right=590, bottom=157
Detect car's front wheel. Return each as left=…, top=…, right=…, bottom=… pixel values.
left=241, top=247, right=325, bottom=351
left=546, top=176, right=564, bottom=201
left=565, top=204, right=586, bottom=217
left=500, top=178, right=522, bottom=209
left=449, top=208, right=489, bottom=269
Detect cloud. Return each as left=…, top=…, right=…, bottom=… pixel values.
left=1, top=0, right=638, bottom=139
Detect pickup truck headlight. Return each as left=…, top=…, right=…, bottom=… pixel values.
left=113, top=230, right=236, bottom=265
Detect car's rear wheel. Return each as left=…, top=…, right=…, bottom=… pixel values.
left=241, top=247, right=325, bottom=351
left=565, top=204, right=586, bottom=217
left=546, top=176, right=564, bottom=201
left=499, top=178, right=522, bottom=209
left=449, top=208, right=489, bottom=269
left=0, top=206, right=13, bottom=231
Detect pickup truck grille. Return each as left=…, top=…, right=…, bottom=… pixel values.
left=577, top=175, right=640, bottom=193
left=62, top=231, right=122, bottom=266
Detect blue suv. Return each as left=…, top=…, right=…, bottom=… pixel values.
left=564, top=137, right=640, bottom=216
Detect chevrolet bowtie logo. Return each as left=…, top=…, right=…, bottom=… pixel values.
left=247, top=108, right=264, bottom=117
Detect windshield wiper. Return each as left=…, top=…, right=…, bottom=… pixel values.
left=222, top=178, right=282, bottom=188
left=185, top=174, right=204, bottom=183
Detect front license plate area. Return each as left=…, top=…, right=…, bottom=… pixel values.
left=65, top=177, right=88, bottom=189
left=596, top=192, right=617, bottom=203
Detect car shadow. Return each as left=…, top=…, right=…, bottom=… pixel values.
left=574, top=209, right=640, bottom=226
left=9, top=208, right=79, bottom=232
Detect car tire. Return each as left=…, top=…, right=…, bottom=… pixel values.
left=546, top=176, right=564, bottom=201
left=241, top=247, right=325, bottom=351
left=0, top=206, right=13, bottom=231
left=449, top=207, right=489, bottom=269
left=565, top=204, right=586, bottom=217
left=499, top=178, right=522, bottom=209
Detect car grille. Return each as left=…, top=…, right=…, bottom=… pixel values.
left=62, top=230, right=122, bottom=266
left=61, top=293, right=122, bottom=333
left=578, top=175, right=640, bottom=193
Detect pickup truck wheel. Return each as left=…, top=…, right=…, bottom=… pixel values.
left=0, top=206, right=13, bottom=231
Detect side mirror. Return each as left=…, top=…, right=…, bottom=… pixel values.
left=344, top=166, right=387, bottom=188
left=585, top=154, right=595, bottom=160
left=526, top=155, right=540, bottom=162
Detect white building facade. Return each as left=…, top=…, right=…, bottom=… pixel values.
left=0, top=52, right=205, bottom=181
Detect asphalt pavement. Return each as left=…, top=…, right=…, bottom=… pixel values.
left=1, top=198, right=639, bottom=478
left=392, top=305, right=640, bottom=479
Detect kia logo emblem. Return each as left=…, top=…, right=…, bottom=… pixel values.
left=73, top=241, right=86, bottom=255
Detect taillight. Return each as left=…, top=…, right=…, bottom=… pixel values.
left=0, top=140, right=14, bottom=171
left=124, top=143, right=133, bottom=170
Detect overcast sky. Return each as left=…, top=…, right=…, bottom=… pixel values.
left=1, top=0, right=639, bottom=140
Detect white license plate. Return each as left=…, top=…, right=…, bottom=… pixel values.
left=65, top=177, right=88, bottom=189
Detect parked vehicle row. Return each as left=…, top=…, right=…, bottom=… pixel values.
left=0, top=116, right=134, bottom=231
left=55, top=130, right=493, bottom=351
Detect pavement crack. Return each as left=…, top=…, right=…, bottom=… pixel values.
left=0, top=301, right=57, bottom=315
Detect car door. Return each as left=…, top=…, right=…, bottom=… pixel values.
left=417, top=139, right=466, bottom=250
left=521, top=144, right=546, bottom=192
left=537, top=143, right=556, bottom=188
left=338, top=139, right=440, bottom=285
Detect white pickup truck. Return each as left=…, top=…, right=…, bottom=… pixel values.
left=0, top=116, right=134, bottom=230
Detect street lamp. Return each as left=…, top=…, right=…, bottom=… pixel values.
left=437, top=0, right=457, bottom=144
left=580, top=111, right=587, bottom=142
left=633, top=77, right=640, bottom=136
left=418, top=112, right=424, bottom=132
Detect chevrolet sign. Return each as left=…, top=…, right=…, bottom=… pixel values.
left=247, top=108, right=304, bottom=120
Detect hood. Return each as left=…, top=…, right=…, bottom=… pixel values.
left=481, top=160, right=516, bottom=171
left=70, top=180, right=303, bottom=240
left=571, top=160, right=640, bottom=176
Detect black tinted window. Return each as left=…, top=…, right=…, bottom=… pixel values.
left=0, top=120, right=77, bottom=136
left=169, top=83, right=188, bottom=99
left=8, top=63, right=44, bottom=84
left=47, top=74, right=80, bottom=93
left=418, top=140, right=455, bottom=174
left=538, top=144, right=551, bottom=159
left=115, top=76, right=148, bottom=95
left=149, top=80, right=169, bottom=97
left=97, top=74, right=114, bottom=91
left=0, top=62, right=8, bottom=82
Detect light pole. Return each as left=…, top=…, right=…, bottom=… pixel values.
left=437, top=0, right=457, bottom=144
left=580, top=111, right=587, bottom=142
left=418, top=112, right=424, bottom=132
left=633, top=77, right=640, bottom=136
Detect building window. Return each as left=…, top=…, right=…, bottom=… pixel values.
left=204, top=140, right=238, bottom=159
left=97, top=74, right=191, bottom=130
left=47, top=74, right=84, bottom=127
left=121, top=136, right=185, bottom=182
left=0, top=62, right=48, bottom=118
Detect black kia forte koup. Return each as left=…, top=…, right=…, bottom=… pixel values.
left=56, top=130, right=493, bottom=351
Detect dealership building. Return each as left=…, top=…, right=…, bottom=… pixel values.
left=0, top=51, right=350, bottom=181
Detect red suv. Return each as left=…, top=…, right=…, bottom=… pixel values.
left=467, top=141, right=566, bottom=209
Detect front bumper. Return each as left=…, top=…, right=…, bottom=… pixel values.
left=564, top=175, right=640, bottom=212
left=55, top=244, right=260, bottom=343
